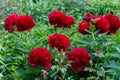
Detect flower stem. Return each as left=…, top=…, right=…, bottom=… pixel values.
left=57, top=51, right=67, bottom=79
left=91, top=32, right=99, bottom=74
left=54, top=26, right=57, bottom=33
left=91, top=32, right=97, bottom=50
left=1, top=23, right=5, bottom=53
left=26, top=32, right=31, bottom=49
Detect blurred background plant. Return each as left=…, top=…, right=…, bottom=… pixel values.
left=0, top=0, right=120, bottom=80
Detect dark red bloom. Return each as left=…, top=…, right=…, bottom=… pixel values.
left=78, top=20, right=90, bottom=34
left=48, top=33, right=70, bottom=52
left=4, top=14, right=19, bottom=33
left=84, top=13, right=94, bottom=22
left=48, top=10, right=66, bottom=28
left=67, top=48, right=91, bottom=71
left=27, top=47, right=52, bottom=70
left=63, top=15, right=76, bottom=29
left=104, top=14, right=120, bottom=34
left=92, top=15, right=110, bottom=33
left=16, top=15, right=35, bottom=32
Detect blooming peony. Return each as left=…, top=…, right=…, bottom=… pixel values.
left=63, top=15, right=76, bottom=29
left=104, top=14, right=120, bottom=34
left=48, top=33, right=70, bottom=52
left=27, top=47, right=52, bottom=70
left=48, top=10, right=66, bottom=28
left=67, top=48, right=91, bottom=71
left=4, top=14, right=19, bottom=32
left=48, top=10, right=75, bottom=29
left=16, top=15, right=35, bottom=32
left=84, top=13, right=94, bottom=22
left=92, top=15, right=110, bottom=33
left=78, top=20, right=90, bottom=34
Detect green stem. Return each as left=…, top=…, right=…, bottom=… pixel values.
left=91, top=32, right=99, bottom=74
left=26, top=32, right=29, bottom=45
left=54, top=26, right=57, bottom=33
left=26, top=32, right=32, bottom=50
left=1, top=22, right=6, bottom=54
left=90, top=61, right=96, bottom=77
left=92, top=32, right=97, bottom=49
left=96, top=53, right=99, bottom=70
left=57, top=51, right=67, bottom=80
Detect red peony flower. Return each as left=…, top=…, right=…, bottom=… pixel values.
left=16, top=15, right=35, bottom=32
left=4, top=14, right=19, bottom=33
left=92, top=15, right=110, bottom=33
left=104, top=14, right=120, bottom=34
left=48, top=10, right=66, bottom=28
left=67, top=48, right=91, bottom=71
left=84, top=13, right=94, bottom=22
left=63, top=15, right=76, bottom=29
left=27, top=47, right=52, bottom=70
left=78, top=20, right=90, bottom=34
left=48, top=33, right=70, bottom=52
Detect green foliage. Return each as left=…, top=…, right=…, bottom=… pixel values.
left=0, top=0, right=120, bottom=80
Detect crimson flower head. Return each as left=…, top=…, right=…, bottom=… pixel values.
left=48, top=33, right=70, bottom=52
left=16, top=15, right=35, bottom=32
left=4, top=14, right=19, bottom=33
left=104, top=14, right=120, bottom=34
left=48, top=10, right=66, bottom=28
left=78, top=20, right=90, bottom=34
left=92, top=15, right=110, bottom=33
left=63, top=15, right=76, bottom=29
left=48, top=10, right=75, bottom=29
left=27, top=47, right=52, bottom=70
left=67, top=48, right=91, bottom=71
left=84, top=13, right=94, bottom=22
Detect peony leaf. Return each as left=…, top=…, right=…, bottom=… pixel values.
left=90, top=23, right=96, bottom=32
left=115, top=46, right=120, bottom=53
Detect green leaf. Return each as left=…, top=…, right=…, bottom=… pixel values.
left=90, top=23, right=96, bottom=32
left=104, top=42, right=115, bottom=47
left=60, top=68, right=67, bottom=73
left=115, top=46, right=120, bottom=53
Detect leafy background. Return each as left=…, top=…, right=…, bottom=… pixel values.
left=0, top=0, right=120, bottom=80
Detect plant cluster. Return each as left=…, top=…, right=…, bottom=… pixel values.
left=1, top=9, right=120, bottom=80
